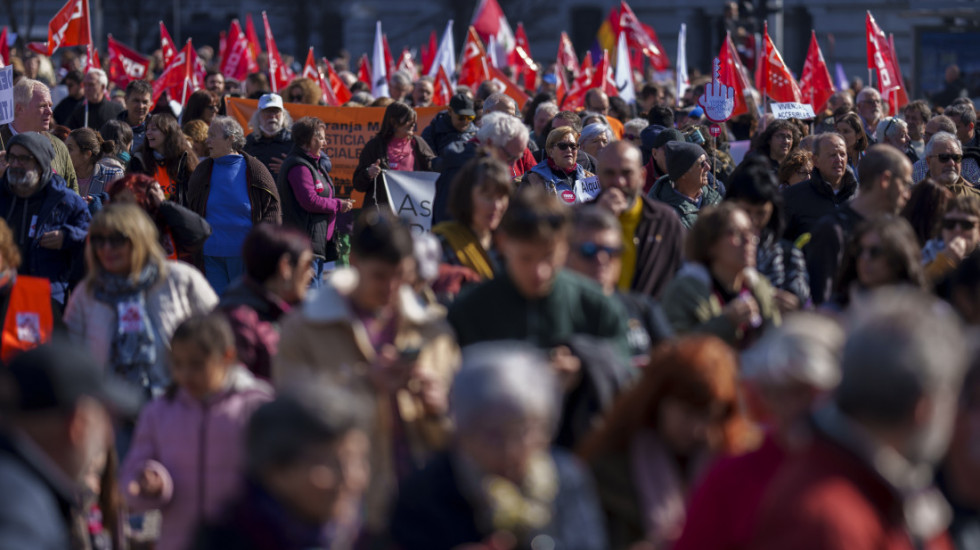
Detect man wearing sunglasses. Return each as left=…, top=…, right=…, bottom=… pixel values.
left=647, top=141, right=722, bottom=229
left=421, top=93, right=477, bottom=157
left=0, top=133, right=91, bottom=306
left=924, top=132, right=980, bottom=199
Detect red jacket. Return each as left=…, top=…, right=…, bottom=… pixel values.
left=511, top=146, right=536, bottom=179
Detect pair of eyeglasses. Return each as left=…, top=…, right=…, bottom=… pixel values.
left=728, top=230, right=759, bottom=246
left=5, top=153, right=35, bottom=165
left=934, top=153, right=963, bottom=163
left=90, top=232, right=130, bottom=249
left=575, top=242, right=624, bottom=260
left=555, top=142, right=579, bottom=151
left=943, top=218, right=978, bottom=231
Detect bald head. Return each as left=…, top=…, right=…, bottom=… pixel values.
left=597, top=141, right=645, bottom=200
left=585, top=89, right=610, bottom=115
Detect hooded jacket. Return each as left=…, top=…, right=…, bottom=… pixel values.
left=0, top=125, right=78, bottom=193
left=421, top=110, right=477, bottom=156
left=647, top=174, right=723, bottom=229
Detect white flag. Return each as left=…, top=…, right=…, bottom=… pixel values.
left=677, top=23, right=690, bottom=106
left=428, top=19, right=456, bottom=85
left=371, top=21, right=389, bottom=98
left=487, top=34, right=499, bottom=68
left=615, top=32, right=636, bottom=104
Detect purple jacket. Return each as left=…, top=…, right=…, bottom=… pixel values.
left=121, top=366, right=273, bottom=550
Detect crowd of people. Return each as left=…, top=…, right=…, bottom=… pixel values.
left=0, top=35, right=979, bottom=550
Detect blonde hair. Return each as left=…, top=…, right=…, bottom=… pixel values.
left=546, top=126, right=579, bottom=150
left=84, top=203, right=168, bottom=288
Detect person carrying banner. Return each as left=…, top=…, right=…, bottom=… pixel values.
left=354, top=102, right=435, bottom=211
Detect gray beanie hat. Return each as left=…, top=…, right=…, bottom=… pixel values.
left=665, top=141, right=706, bottom=183
left=8, top=132, right=55, bottom=184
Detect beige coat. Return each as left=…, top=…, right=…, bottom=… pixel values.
left=273, top=268, right=460, bottom=531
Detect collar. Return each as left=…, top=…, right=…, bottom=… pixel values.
left=670, top=180, right=702, bottom=204
left=546, top=157, right=578, bottom=176
left=8, top=122, right=20, bottom=136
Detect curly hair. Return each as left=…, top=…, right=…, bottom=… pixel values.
left=283, top=77, right=323, bottom=105
left=751, top=119, right=801, bottom=160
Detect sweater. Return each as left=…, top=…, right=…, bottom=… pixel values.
left=203, top=154, right=252, bottom=257
left=186, top=153, right=281, bottom=226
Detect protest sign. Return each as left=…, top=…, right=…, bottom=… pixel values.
left=574, top=175, right=601, bottom=203
left=770, top=102, right=817, bottom=120
left=226, top=98, right=441, bottom=207
left=382, top=170, right=439, bottom=234
left=0, top=66, right=14, bottom=125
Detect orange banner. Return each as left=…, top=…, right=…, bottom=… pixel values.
left=226, top=97, right=444, bottom=206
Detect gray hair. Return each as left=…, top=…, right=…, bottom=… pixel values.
left=477, top=111, right=529, bottom=147
left=580, top=123, right=613, bottom=144
left=13, top=79, right=49, bottom=108
left=875, top=116, right=907, bottom=144
left=450, top=343, right=559, bottom=433
left=483, top=93, right=517, bottom=115
left=856, top=87, right=881, bottom=103
left=247, top=107, right=293, bottom=136
left=535, top=101, right=559, bottom=119
left=580, top=111, right=609, bottom=128
left=741, top=313, right=843, bottom=390
left=390, top=71, right=412, bottom=89
left=86, top=68, right=108, bottom=88
left=623, top=118, right=650, bottom=137
left=210, top=116, right=247, bottom=151
left=925, top=131, right=961, bottom=157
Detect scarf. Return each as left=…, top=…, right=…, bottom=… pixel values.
left=93, top=262, right=161, bottom=391
left=431, top=221, right=494, bottom=279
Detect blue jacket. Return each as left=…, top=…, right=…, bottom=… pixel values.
left=0, top=174, right=91, bottom=305
left=422, top=111, right=477, bottom=157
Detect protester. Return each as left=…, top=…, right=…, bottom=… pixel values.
left=945, top=102, right=979, bottom=149
left=204, top=70, right=225, bottom=96
left=922, top=132, right=980, bottom=198
left=782, top=133, right=857, bottom=242
left=648, top=141, right=723, bottom=228
left=854, top=87, right=883, bottom=139
left=904, top=100, right=931, bottom=159
left=579, top=336, right=756, bottom=550
left=243, top=93, right=297, bottom=175
left=642, top=127, right=684, bottom=193
left=52, top=70, right=83, bottom=126
left=183, top=119, right=210, bottom=160
left=187, top=116, right=281, bottom=295
left=118, top=79, right=154, bottom=153
left=835, top=111, right=869, bottom=177
left=283, top=77, right=322, bottom=105
left=353, top=102, right=435, bottom=210
left=0, top=343, right=140, bottom=549
left=584, top=89, right=624, bottom=138
left=64, top=204, right=218, bottom=398
left=410, top=77, right=434, bottom=108
left=99, top=119, right=134, bottom=170
left=67, top=69, right=124, bottom=131
left=832, top=216, right=924, bottom=308
left=875, top=116, right=916, bottom=162
left=421, top=93, right=477, bottom=156
left=530, top=100, right=560, bottom=151
left=752, top=288, right=968, bottom=550
left=594, top=141, right=684, bottom=298
left=776, top=148, right=813, bottom=187
left=130, top=113, right=199, bottom=205
left=922, top=195, right=980, bottom=283
left=750, top=119, right=801, bottom=172
left=389, top=71, right=413, bottom=103
left=66, top=127, right=123, bottom=197
left=580, top=123, right=613, bottom=158
left=277, top=116, right=354, bottom=286
left=622, top=118, right=648, bottom=150
left=523, top=126, right=596, bottom=205
left=392, top=343, right=607, bottom=550
left=181, top=90, right=221, bottom=127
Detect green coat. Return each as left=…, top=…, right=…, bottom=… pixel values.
left=647, top=174, right=722, bottom=229
left=448, top=269, right=631, bottom=361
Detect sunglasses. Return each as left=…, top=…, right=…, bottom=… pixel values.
left=859, top=245, right=884, bottom=260
left=555, top=142, right=579, bottom=152
left=454, top=113, right=475, bottom=122
left=90, top=232, right=130, bottom=249
left=575, top=242, right=624, bottom=260
left=943, top=218, right=978, bottom=231
left=935, top=153, right=963, bottom=163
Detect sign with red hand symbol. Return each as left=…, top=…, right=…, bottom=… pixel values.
left=698, top=58, right=736, bottom=123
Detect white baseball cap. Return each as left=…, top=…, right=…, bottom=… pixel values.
left=258, top=93, right=284, bottom=111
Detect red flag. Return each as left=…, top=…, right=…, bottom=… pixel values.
left=557, top=31, right=580, bottom=78
left=761, top=22, right=802, bottom=103
left=324, top=58, right=352, bottom=104
left=218, top=31, right=227, bottom=66
left=719, top=33, right=749, bottom=117
left=84, top=43, right=100, bottom=72
left=382, top=34, right=395, bottom=81
left=45, top=0, right=92, bottom=55
left=107, top=35, right=150, bottom=89
left=357, top=54, right=372, bottom=86
left=153, top=39, right=197, bottom=105
left=489, top=66, right=530, bottom=110
left=592, top=49, right=618, bottom=97
left=887, top=33, right=909, bottom=114
left=302, top=47, right=319, bottom=81
left=262, top=12, right=290, bottom=93
left=580, top=51, right=594, bottom=74
left=618, top=1, right=669, bottom=70
left=866, top=12, right=900, bottom=97
left=458, top=27, right=491, bottom=90
left=397, top=48, right=416, bottom=76
left=561, top=54, right=594, bottom=109
left=471, top=0, right=515, bottom=66
left=513, top=23, right=537, bottom=90
left=220, top=20, right=258, bottom=82
left=799, top=31, right=835, bottom=112
left=159, top=21, right=177, bottom=65
left=554, top=64, right=569, bottom=105
left=421, top=30, right=437, bottom=76
left=0, top=27, right=9, bottom=67
left=433, top=65, right=454, bottom=106
left=244, top=14, right=262, bottom=62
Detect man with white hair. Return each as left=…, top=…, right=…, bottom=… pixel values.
left=752, top=288, right=969, bottom=550
left=482, top=93, right=517, bottom=117
left=432, top=112, right=530, bottom=224
left=0, top=79, right=77, bottom=193
left=874, top=116, right=917, bottom=163
left=855, top=87, right=883, bottom=141
left=923, top=132, right=980, bottom=198
left=243, top=93, right=314, bottom=177
left=66, top=69, right=123, bottom=130
left=388, top=71, right=413, bottom=103
left=913, top=115, right=980, bottom=184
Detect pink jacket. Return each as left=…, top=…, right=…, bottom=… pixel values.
left=120, top=366, right=273, bottom=550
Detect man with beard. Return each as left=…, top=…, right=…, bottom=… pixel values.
left=0, top=133, right=91, bottom=306
left=0, top=344, right=140, bottom=549
left=855, top=88, right=883, bottom=142
left=243, top=94, right=294, bottom=175
left=1, top=79, right=78, bottom=193
left=923, top=132, right=980, bottom=199
left=116, top=80, right=153, bottom=153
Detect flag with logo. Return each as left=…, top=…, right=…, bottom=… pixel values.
left=760, top=22, right=802, bottom=103
left=434, top=65, right=454, bottom=106
left=557, top=32, right=580, bottom=79
left=799, top=31, right=835, bottom=112
left=107, top=35, right=150, bottom=89
left=866, top=12, right=901, bottom=97
left=513, top=23, right=537, bottom=90
left=325, top=59, right=352, bottom=104
left=471, top=0, right=515, bottom=69
left=153, top=39, right=197, bottom=105
left=458, top=26, right=491, bottom=90
left=618, top=1, right=669, bottom=71
left=33, top=0, right=91, bottom=56
left=221, top=19, right=258, bottom=81
left=263, top=11, right=291, bottom=93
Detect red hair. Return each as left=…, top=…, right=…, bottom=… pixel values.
left=578, top=335, right=756, bottom=460
left=106, top=173, right=159, bottom=213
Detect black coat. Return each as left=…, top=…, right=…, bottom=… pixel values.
left=782, top=168, right=858, bottom=243
left=806, top=203, right=865, bottom=305
left=421, top=111, right=477, bottom=156
left=65, top=98, right=124, bottom=130
left=352, top=135, right=435, bottom=210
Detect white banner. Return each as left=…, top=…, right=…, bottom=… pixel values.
left=0, top=66, right=14, bottom=125
left=770, top=102, right=816, bottom=120
left=383, top=170, right=440, bottom=234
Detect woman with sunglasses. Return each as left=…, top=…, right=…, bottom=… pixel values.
left=661, top=203, right=780, bottom=349
left=282, top=77, right=323, bottom=105
left=922, top=195, right=980, bottom=283
left=831, top=216, right=924, bottom=309
left=523, top=126, right=596, bottom=206
left=354, top=102, right=435, bottom=210
left=180, top=90, right=221, bottom=127
left=64, top=203, right=218, bottom=399
left=129, top=113, right=199, bottom=206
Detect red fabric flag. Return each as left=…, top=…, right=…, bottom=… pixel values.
left=262, top=12, right=290, bottom=93
left=434, top=65, right=453, bottom=106
left=561, top=54, right=594, bottom=109
left=159, top=21, right=177, bottom=65
left=244, top=14, right=262, bottom=62
left=513, top=22, right=537, bottom=88
left=618, top=1, right=669, bottom=71
left=46, top=0, right=92, bottom=55
left=580, top=51, right=593, bottom=74
left=0, top=27, right=9, bottom=67
left=592, top=49, right=618, bottom=97
left=761, top=22, right=802, bottom=103
left=554, top=63, right=569, bottom=105
left=458, top=27, right=491, bottom=90
left=557, top=32, right=580, bottom=79
left=397, top=48, right=416, bottom=76
left=719, top=33, right=749, bottom=117
left=302, top=47, right=319, bottom=81
left=153, top=39, right=196, bottom=105
left=84, top=43, right=100, bottom=73
left=220, top=20, right=257, bottom=82
left=218, top=31, right=227, bottom=66
left=107, top=35, right=150, bottom=89
left=887, top=33, right=909, bottom=114
left=421, top=30, right=437, bottom=76
left=799, top=31, right=835, bottom=112
left=382, top=34, right=395, bottom=80
left=489, top=66, right=530, bottom=110
left=357, top=54, right=372, bottom=87
left=471, top=0, right=515, bottom=67
left=324, top=58, right=351, bottom=104
left=866, top=12, right=900, bottom=96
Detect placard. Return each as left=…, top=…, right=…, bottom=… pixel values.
left=0, top=66, right=14, bottom=125
left=770, top=102, right=817, bottom=120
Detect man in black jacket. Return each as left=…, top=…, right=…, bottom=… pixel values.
left=421, top=93, right=477, bottom=156
left=783, top=133, right=858, bottom=243
left=66, top=69, right=123, bottom=130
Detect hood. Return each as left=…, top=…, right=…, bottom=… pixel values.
left=301, top=267, right=445, bottom=326
left=7, top=132, right=55, bottom=186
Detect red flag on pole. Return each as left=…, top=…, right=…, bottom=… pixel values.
left=433, top=65, right=453, bottom=106
left=44, top=0, right=92, bottom=55
left=719, top=33, right=749, bottom=117
left=592, top=49, right=618, bottom=97
left=489, top=66, right=530, bottom=109
left=220, top=20, right=258, bottom=82
left=0, top=27, right=9, bottom=66
left=262, top=12, right=290, bottom=93
left=357, top=54, right=372, bottom=87
left=382, top=34, right=395, bottom=80
left=84, top=43, right=100, bottom=73
left=761, top=22, right=802, bottom=103
left=397, top=49, right=416, bottom=76
left=159, top=21, right=177, bottom=65
left=799, top=31, right=835, bottom=112
left=471, top=0, right=515, bottom=67
left=421, top=30, right=437, bottom=76
left=561, top=54, right=595, bottom=109
left=554, top=64, right=569, bottom=105
left=458, top=27, right=491, bottom=90
left=302, top=47, right=319, bottom=81
left=324, top=58, right=351, bottom=105
left=244, top=14, right=262, bottom=62
left=107, top=35, right=149, bottom=89
left=887, top=33, right=909, bottom=114
left=153, top=39, right=197, bottom=105
left=513, top=23, right=537, bottom=90
left=557, top=32, right=580, bottom=78
left=866, top=12, right=900, bottom=97
left=618, top=1, right=669, bottom=71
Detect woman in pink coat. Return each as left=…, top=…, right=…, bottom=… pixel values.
left=121, top=314, right=273, bottom=550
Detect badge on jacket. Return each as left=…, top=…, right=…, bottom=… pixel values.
left=16, top=312, right=41, bottom=343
